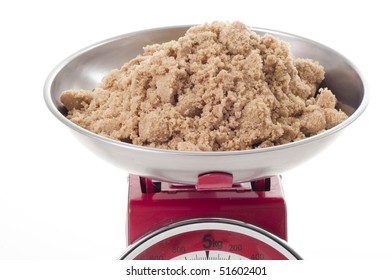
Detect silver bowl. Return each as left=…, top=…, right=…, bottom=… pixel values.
left=44, top=25, right=367, bottom=184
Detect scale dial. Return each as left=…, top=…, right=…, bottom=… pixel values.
left=120, top=219, right=300, bottom=260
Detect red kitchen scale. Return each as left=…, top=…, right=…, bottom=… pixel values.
left=44, top=26, right=367, bottom=260
left=121, top=173, right=299, bottom=260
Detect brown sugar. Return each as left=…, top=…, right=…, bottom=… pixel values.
left=61, top=21, right=348, bottom=151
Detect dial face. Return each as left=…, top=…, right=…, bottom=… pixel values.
left=120, top=219, right=300, bottom=260
left=172, top=250, right=247, bottom=260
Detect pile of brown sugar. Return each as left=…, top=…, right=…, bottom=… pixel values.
left=61, top=21, right=348, bottom=151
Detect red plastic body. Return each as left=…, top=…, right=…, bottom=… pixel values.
left=127, top=175, right=287, bottom=245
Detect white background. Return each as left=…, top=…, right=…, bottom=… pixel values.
left=0, top=0, right=391, bottom=263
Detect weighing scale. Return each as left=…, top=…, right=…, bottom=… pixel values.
left=121, top=174, right=300, bottom=260
left=44, top=25, right=367, bottom=260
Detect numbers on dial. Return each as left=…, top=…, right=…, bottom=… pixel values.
left=202, top=234, right=223, bottom=249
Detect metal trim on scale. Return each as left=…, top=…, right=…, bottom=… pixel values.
left=119, top=218, right=302, bottom=260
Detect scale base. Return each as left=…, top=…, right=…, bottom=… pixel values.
left=127, top=175, right=287, bottom=245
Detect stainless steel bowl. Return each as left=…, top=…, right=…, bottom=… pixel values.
left=44, top=25, right=367, bottom=184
